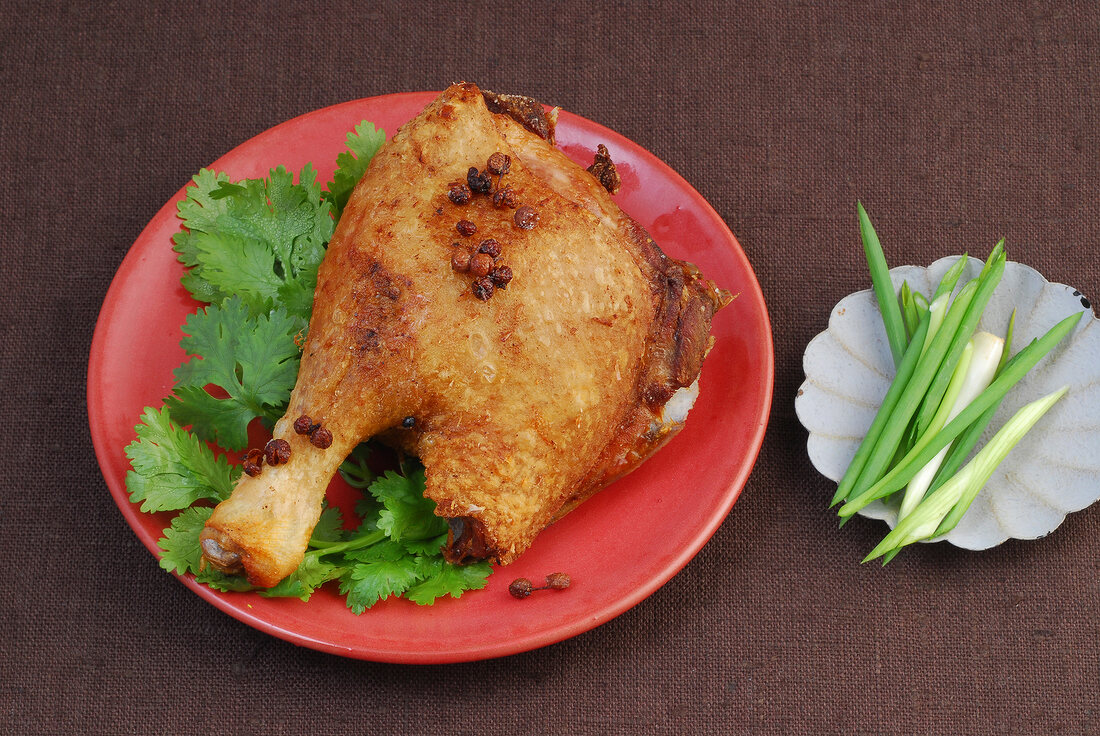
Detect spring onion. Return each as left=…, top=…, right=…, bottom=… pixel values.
left=839, top=309, right=1083, bottom=518
left=901, top=282, right=920, bottom=342
left=897, top=338, right=975, bottom=518
left=912, top=290, right=930, bottom=325
left=831, top=206, right=1081, bottom=562
left=931, top=255, right=969, bottom=303
left=829, top=312, right=932, bottom=507
left=918, top=291, right=949, bottom=359
left=858, top=202, right=907, bottom=367
left=912, top=243, right=1005, bottom=439
left=842, top=280, right=978, bottom=502
left=898, top=332, right=1003, bottom=520
left=864, top=386, right=1069, bottom=562
left=924, top=311, right=1016, bottom=499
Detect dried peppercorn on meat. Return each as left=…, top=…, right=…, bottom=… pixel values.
left=200, top=82, right=730, bottom=587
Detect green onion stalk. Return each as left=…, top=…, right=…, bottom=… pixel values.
left=839, top=310, right=1083, bottom=518
left=898, top=331, right=1004, bottom=520
left=836, top=280, right=979, bottom=506
left=865, top=385, right=1069, bottom=563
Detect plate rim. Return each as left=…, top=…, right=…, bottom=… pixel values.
left=87, top=91, right=775, bottom=663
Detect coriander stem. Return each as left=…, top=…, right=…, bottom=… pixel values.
left=308, top=529, right=385, bottom=554
left=339, top=464, right=376, bottom=488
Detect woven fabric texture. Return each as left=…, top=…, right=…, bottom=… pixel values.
left=2, top=2, right=1098, bottom=734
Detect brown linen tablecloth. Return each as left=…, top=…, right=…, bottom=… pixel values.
left=3, top=2, right=1098, bottom=734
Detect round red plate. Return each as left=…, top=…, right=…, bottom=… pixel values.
left=87, top=92, right=774, bottom=663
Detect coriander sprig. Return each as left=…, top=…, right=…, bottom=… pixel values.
left=128, top=120, right=494, bottom=607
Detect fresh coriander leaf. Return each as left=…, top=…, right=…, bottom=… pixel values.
left=194, top=568, right=254, bottom=592
left=165, top=297, right=303, bottom=450
left=158, top=506, right=214, bottom=576
left=276, top=276, right=319, bottom=325
left=338, top=550, right=428, bottom=614
left=175, top=165, right=333, bottom=317
left=402, top=532, right=447, bottom=557
left=189, top=224, right=287, bottom=315
left=377, top=498, right=448, bottom=543
left=341, top=539, right=408, bottom=564
left=140, top=121, right=498, bottom=610
left=309, top=506, right=345, bottom=545
left=405, top=559, right=493, bottom=606
left=125, top=406, right=236, bottom=512
left=369, top=467, right=448, bottom=543
left=262, top=164, right=331, bottom=276
left=353, top=493, right=383, bottom=534
left=176, top=298, right=303, bottom=400
left=324, top=121, right=386, bottom=220
left=206, top=181, right=246, bottom=199
left=174, top=169, right=234, bottom=304
left=259, top=554, right=342, bottom=602
left=164, top=386, right=257, bottom=452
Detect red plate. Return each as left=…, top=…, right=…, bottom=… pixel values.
left=87, top=92, right=774, bottom=663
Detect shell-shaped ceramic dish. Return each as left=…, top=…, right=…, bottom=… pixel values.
left=796, top=256, right=1100, bottom=549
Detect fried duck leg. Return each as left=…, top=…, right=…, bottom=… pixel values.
left=201, top=83, right=729, bottom=587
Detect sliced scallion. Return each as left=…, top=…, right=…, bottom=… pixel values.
left=838, top=309, right=1083, bottom=517
left=912, top=242, right=1005, bottom=439
left=924, top=311, right=1016, bottom=498
left=865, top=385, right=1069, bottom=562
left=901, top=282, right=919, bottom=343
left=912, top=290, right=930, bottom=325
left=931, top=254, right=969, bottom=303
left=829, top=311, right=932, bottom=507
left=843, top=280, right=979, bottom=502
left=858, top=202, right=907, bottom=368
left=898, top=331, right=1003, bottom=520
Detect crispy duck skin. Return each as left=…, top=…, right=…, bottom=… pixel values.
left=200, top=83, right=730, bottom=587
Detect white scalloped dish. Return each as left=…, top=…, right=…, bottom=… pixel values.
left=797, top=256, right=1100, bottom=549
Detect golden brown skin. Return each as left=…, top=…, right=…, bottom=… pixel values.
left=200, top=83, right=729, bottom=587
